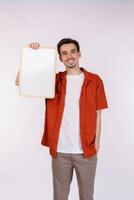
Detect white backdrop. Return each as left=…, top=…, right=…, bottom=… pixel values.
left=0, top=0, right=134, bottom=199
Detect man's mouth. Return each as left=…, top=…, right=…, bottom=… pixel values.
left=67, top=59, right=75, bottom=65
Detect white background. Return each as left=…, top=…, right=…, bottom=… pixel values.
left=0, top=0, right=134, bottom=199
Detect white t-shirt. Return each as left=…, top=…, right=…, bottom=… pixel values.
left=57, top=72, right=84, bottom=153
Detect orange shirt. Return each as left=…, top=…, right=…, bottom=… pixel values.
left=41, top=67, right=108, bottom=158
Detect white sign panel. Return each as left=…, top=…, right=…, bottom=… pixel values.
left=19, top=47, right=57, bottom=98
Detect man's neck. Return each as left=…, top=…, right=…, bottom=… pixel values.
left=66, top=66, right=82, bottom=75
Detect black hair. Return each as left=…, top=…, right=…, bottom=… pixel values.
left=57, top=38, right=80, bottom=56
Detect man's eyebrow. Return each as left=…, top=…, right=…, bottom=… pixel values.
left=61, top=51, right=67, bottom=54
left=71, top=48, right=77, bottom=51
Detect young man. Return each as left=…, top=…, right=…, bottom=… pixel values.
left=15, top=38, right=108, bottom=200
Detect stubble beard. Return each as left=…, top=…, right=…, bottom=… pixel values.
left=67, top=64, right=76, bottom=68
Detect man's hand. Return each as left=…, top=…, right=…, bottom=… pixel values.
left=28, top=42, right=40, bottom=49
left=95, top=141, right=100, bottom=153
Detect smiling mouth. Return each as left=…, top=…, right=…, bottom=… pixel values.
left=67, top=59, right=75, bottom=64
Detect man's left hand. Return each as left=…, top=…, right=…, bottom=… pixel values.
left=95, top=141, right=100, bottom=153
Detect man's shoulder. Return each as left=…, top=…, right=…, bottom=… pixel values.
left=56, top=71, right=63, bottom=76
left=85, top=69, right=102, bottom=82
left=87, top=71, right=100, bottom=78
left=55, top=71, right=66, bottom=80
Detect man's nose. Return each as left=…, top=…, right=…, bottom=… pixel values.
left=68, top=53, right=73, bottom=59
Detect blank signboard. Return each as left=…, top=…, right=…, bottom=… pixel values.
left=19, top=47, right=57, bottom=98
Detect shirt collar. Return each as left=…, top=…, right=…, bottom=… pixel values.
left=59, top=67, right=92, bottom=82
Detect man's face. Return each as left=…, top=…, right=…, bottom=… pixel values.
left=59, top=43, right=81, bottom=69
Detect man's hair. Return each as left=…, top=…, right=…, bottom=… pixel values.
left=57, top=38, right=80, bottom=56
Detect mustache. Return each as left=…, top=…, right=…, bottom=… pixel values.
left=66, top=59, right=75, bottom=61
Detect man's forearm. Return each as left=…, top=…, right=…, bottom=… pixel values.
left=15, top=70, right=20, bottom=86
left=95, top=110, right=101, bottom=152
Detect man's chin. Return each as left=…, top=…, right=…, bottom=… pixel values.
left=66, top=64, right=76, bottom=69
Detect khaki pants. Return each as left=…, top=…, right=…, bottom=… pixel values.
left=51, top=152, right=98, bottom=200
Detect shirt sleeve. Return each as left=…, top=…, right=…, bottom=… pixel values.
left=96, top=76, right=108, bottom=110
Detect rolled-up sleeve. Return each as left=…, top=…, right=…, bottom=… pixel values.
left=96, top=76, right=108, bottom=110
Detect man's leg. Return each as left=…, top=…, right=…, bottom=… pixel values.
left=51, top=153, right=74, bottom=200
left=72, top=153, right=98, bottom=200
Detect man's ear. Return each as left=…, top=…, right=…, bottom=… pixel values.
left=79, top=52, right=81, bottom=58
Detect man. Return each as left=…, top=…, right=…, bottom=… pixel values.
left=15, top=38, right=108, bottom=200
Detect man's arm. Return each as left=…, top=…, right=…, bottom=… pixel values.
left=95, top=110, right=101, bottom=153
left=15, top=70, right=20, bottom=86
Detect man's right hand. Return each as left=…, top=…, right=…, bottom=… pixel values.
left=15, top=42, right=41, bottom=86
left=28, top=42, right=40, bottom=49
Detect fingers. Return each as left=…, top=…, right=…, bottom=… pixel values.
left=28, top=42, right=40, bottom=49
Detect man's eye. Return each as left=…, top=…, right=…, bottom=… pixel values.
left=72, top=50, right=76, bottom=53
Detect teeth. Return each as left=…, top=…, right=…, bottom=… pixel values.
left=68, top=60, right=74, bottom=64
